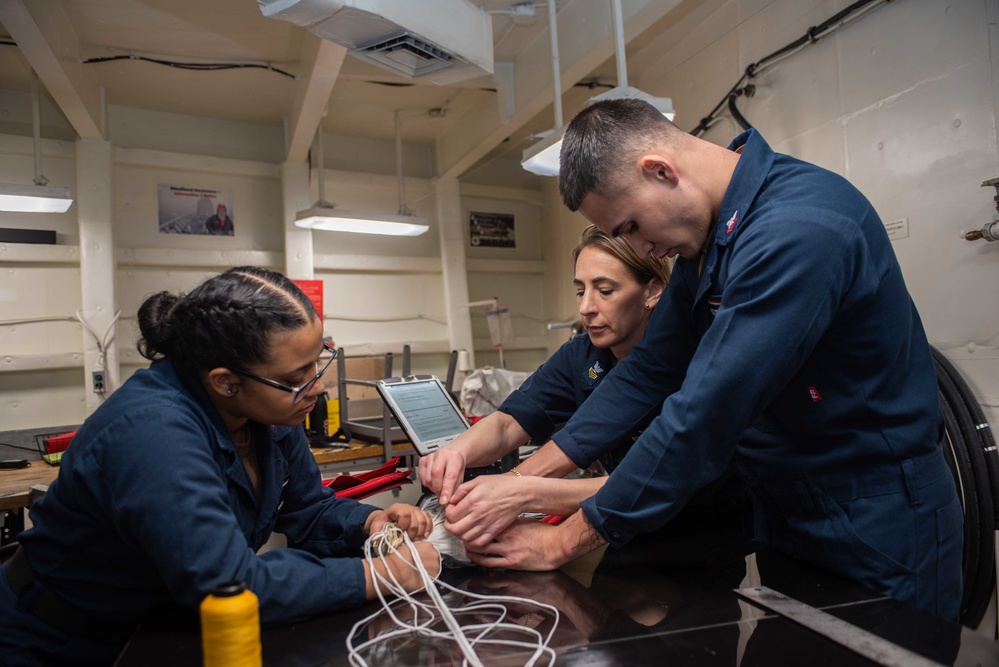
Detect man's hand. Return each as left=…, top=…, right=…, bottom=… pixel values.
left=418, top=446, right=468, bottom=506
left=365, top=504, right=433, bottom=540
left=464, top=518, right=567, bottom=570
left=465, top=510, right=606, bottom=570
left=443, top=474, right=527, bottom=547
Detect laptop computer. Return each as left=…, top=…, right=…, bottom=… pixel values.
left=375, top=375, right=470, bottom=456
left=375, top=375, right=515, bottom=478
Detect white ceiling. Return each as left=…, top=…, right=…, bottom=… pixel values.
left=0, top=0, right=687, bottom=180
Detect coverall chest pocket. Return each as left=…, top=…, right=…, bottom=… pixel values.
left=691, top=294, right=722, bottom=335
left=755, top=381, right=825, bottom=437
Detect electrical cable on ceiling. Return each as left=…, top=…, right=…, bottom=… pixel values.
left=80, top=53, right=296, bottom=79
left=348, top=522, right=559, bottom=666
left=689, top=0, right=888, bottom=137
left=931, top=345, right=999, bottom=631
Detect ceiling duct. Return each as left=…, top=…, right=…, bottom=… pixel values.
left=257, top=0, right=493, bottom=84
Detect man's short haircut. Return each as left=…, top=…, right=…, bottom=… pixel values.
left=559, top=98, right=680, bottom=211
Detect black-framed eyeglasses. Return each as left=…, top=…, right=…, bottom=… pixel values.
left=230, top=342, right=337, bottom=404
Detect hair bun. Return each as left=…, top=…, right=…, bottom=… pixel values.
left=137, top=291, right=181, bottom=360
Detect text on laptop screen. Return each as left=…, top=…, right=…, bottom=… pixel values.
left=381, top=380, right=468, bottom=448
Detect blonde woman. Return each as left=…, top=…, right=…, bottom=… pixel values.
left=420, top=225, right=669, bottom=544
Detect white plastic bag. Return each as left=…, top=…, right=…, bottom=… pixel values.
left=459, top=367, right=530, bottom=417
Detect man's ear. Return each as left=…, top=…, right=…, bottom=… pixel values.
left=207, top=368, right=241, bottom=398
left=646, top=278, right=666, bottom=309
left=639, top=155, right=678, bottom=185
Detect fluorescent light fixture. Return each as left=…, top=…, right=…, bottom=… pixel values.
left=521, top=87, right=675, bottom=177
left=295, top=203, right=429, bottom=237
left=299, top=111, right=430, bottom=237
left=588, top=85, right=675, bottom=120
left=4, top=73, right=75, bottom=213
left=521, top=127, right=564, bottom=177
left=521, top=0, right=676, bottom=177
left=0, top=183, right=74, bottom=213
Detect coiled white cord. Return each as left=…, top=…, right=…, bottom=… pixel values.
left=347, top=523, right=560, bottom=667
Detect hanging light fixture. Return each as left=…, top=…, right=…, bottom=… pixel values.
left=521, top=0, right=675, bottom=177
left=520, top=0, right=565, bottom=177
left=0, top=71, right=74, bottom=213
left=295, top=111, right=429, bottom=237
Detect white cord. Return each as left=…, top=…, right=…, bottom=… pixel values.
left=326, top=313, right=449, bottom=325
left=76, top=309, right=121, bottom=396
left=0, top=315, right=78, bottom=326
left=347, top=524, right=560, bottom=667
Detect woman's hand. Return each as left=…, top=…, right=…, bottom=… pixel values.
left=364, top=541, right=441, bottom=599
left=419, top=412, right=532, bottom=507
left=366, top=504, right=433, bottom=540
left=444, top=473, right=529, bottom=547
left=418, top=446, right=468, bottom=506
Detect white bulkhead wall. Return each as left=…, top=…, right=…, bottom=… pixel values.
left=0, top=0, right=996, bottom=438
left=544, top=0, right=999, bottom=432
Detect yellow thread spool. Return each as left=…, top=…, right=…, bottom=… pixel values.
left=327, top=398, right=340, bottom=436
left=200, top=581, right=262, bottom=667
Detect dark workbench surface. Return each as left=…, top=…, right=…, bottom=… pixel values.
left=114, top=484, right=999, bottom=667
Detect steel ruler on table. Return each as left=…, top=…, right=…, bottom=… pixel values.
left=736, top=586, right=944, bottom=667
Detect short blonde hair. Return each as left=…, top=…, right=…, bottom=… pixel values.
left=571, top=225, right=671, bottom=287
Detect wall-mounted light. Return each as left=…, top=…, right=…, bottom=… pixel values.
left=0, top=71, right=74, bottom=214
left=295, top=111, right=428, bottom=237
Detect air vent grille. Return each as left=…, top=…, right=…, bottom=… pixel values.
left=355, top=32, right=460, bottom=78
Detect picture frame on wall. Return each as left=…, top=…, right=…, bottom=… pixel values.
left=469, top=211, right=515, bottom=248
left=157, top=184, right=234, bottom=236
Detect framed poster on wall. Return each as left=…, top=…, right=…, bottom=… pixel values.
left=469, top=211, right=515, bottom=248
left=157, top=184, right=234, bottom=236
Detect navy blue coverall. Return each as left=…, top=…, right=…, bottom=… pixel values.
left=554, top=130, right=963, bottom=619
left=499, top=334, right=636, bottom=472
left=0, top=359, right=377, bottom=664
left=500, top=331, right=746, bottom=524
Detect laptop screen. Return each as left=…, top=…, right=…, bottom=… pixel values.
left=376, top=376, right=469, bottom=455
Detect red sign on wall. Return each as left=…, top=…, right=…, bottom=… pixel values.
left=293, top=279, right=324, bottom=320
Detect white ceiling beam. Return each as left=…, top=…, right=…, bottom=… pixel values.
left=285, top=34, right=348, bottom=163
left=0, top=0, right=104, bottom=140
left=436, top=0, right=682, bottom=181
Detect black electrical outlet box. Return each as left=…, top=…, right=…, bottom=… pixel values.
left=0, top=228, right=57, bottom=244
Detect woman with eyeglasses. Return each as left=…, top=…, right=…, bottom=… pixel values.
left=0, top=266, right=440, bottom=666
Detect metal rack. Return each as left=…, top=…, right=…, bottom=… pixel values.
left=336, top=346, right=409, bottom=465
left=334, top=347, right=459, bottom=467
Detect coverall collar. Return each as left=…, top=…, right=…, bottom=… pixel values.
left=692, top=129, right=775, bottom=305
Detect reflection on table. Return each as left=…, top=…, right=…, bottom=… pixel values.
left=116, top=485, right=999, bottom=667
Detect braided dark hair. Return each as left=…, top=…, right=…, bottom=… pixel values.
left=137, top=266, right=318, bottom=377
